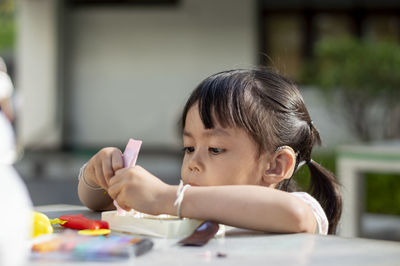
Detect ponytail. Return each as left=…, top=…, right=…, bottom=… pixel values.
left=307, top=159, right=342, bottom=234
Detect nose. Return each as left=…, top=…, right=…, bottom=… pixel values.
left=187, top=150, right=203, bottom=172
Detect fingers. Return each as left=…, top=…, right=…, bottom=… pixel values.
left=108, top=171, right=133, bottom=212
left=117, top=201, right=131, bottom=211
left=107, top=177, right=125, bottom=202
left=102, top=157, right=114, bottom=186
left=104, top=148, right=123, bottom=186
left=83, top=147, right=122, bottom=189
left=111, top=149, right=124, bottom=172
left=82, top=160, right=106, bottom=189
left=107, top=166, right=162, bottom=215
left=94, top=161, right=108, bottom=189
left=107, top=182, right=119, bottom=200
left=109, top=168, right=128, bottom=187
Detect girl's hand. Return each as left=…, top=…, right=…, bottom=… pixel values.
left=84, top=147, right=124, bottom=189
left=107, top=165, right=169, bottom=215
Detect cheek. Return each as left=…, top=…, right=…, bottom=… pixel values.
left=180, top=159, right=188, bottom=179
left=229, top=156, right=262, bottom=185
left=205, top=165, right=225, bottom=185
left=205, top=160, right=241, bottom=186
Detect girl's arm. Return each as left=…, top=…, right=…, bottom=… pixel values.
left=107, top=166, right=317, bottom=233
left=160, top=185, right=317, bottom=233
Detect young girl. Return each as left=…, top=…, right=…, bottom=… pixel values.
left=78, top=68, right=342, bottom=235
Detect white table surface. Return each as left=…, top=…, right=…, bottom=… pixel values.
left=30, top=205, right=400, bottom=266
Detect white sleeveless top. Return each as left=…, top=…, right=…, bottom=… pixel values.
left=291, top=192, right=329, bottom=235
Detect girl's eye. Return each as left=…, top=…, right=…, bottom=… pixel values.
left=209, top=147, right=225, bottom=155
left=183, top=147, right=195, bottom=153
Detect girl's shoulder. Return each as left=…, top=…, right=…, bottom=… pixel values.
left=290, top=192, right=329, bottom=235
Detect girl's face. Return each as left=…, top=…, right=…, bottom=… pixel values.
left=181, top=104, right=269, bottom=187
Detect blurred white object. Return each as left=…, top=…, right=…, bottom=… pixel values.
left=0, top=71, right=12, bottom=99
left=0, top=164, right=32, bottom=266
left=0, top=59, right=32, bottom=265
left=0, top=112, right=16, bottom=164
left=0, top=69, right=16, bottom=164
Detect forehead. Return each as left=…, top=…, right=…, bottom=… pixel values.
left=183, top=105, right=243, bottom=139
left=184, top=103, right=216, bottom=125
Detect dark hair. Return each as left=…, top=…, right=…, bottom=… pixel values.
left=181, top=68, right=342, bottom=234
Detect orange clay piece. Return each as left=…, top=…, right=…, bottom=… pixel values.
left=129, top=238, right=142, bottom=244
left=32, top=237, right=62, bottom=253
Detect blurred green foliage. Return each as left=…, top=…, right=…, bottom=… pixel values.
left=305, top=38, right=400, bottom=99
left=294, top=152, right=336, bottom=191
left=294, top=152, right=400, bottom=215
left=303, top=37, right=400, bottom=141
left=365, top=173, right=400, bottom=215
left=0, top=0, right=15, bottom=53
left=300, top=38, right=400, bottom=215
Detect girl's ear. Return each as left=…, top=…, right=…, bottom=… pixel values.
left=262, top=146, right=297, bottom=186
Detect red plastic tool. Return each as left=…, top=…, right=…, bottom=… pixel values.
left=59, top=214, right=109, bottom=230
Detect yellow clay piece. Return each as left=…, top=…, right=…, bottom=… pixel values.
left=49, top=218, right=67, bottom=225
left=78, top=229, right=111, bottom=236
left=32, top=211, right=53, bottom=238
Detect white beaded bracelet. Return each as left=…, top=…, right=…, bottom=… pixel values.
left=174, top=180, right=191, bottom=218
left=78, top=162, right=103, bottom=191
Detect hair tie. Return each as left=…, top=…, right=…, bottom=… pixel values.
left=306, top=158, right=313, bottom=165
left=309, top=120, right=314, bottom=129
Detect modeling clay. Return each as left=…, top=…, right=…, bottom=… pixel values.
left=123, top=138, right=142, bottom=167
left=32, top=237, right=62, bottom=252
left=52, top=214, right=109, bottom=230
left=132, top=238, right=154, bottom=256
left=114, top=201, right=126, bottom=216
left=31, top=231, right=154, bottom=260
left=78, top=229, right=111, bottom=236
left=114, top=138, right=142, bottom=216
left=178, top=221, right=219, bottom=246
left=32, top=211, right=53, bottom=238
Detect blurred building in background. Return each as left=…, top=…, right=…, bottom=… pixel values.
left=17, top=0, right=257, bottom=151
left=260, top=0, right=400, bottom=80
left=14, top=0, right=258, bottom=205
left=1, top=0, right=399, bottom=239
left=15, top=0, right=400, bottom=153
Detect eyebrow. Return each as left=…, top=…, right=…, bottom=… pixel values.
left=183, top=128, right=231, bottom=138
